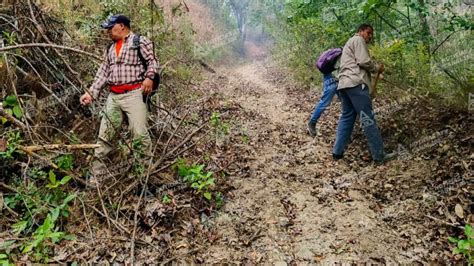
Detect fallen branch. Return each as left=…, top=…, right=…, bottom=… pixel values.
left=165, top=121, right=209, bottom=158
left=130, top=130, right=167, bottom=263
left=18, top=146, right=88, bottom=186
left=95, top=179, right=112, bottom=231
left=86, top=203, right=131, bottom=235
left=0, top=106, right=27, bottom=129
left=20, top=143, right=100, bottom=153
left=425, top=215, right=464, bottom=229
left=152, top=129, right=211, bottom=175
left=0, top=43, right=102, bottom=61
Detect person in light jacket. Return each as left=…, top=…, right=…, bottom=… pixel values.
left=332, top=23, right=395, bottom=163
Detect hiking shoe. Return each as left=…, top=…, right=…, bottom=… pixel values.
left=375, top=152, right=397, bottom=165
left=307, top=122, right=317, bottom=137
left=332, top=153, right=343, bottom=161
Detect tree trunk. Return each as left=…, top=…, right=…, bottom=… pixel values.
left=416, top=0, right=432, bottom=52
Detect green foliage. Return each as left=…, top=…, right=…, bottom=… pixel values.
left=130, top=138, right=146, bottom=176
left=0, top=130, right=22, bottom=160
left=4, top=169, right=76, bottom=262
left=46, top=170, right=72, bottom=189
left=55, top=154, right=74, bottom=171
left=2, top=31, right=17, bottom=45
left=214, top=192, right=224, bottom=208
left=270, top=0, right=473, bottom=106
left=2, top=95, right=23, bottom=121
left=22, top=197, right=76, bottom=259
left=0, top=252, right=13, bottom=266
left=449, top=224, right=474, bottom=265
left=202, top=0, right=238, bottom=30
left=210, top=112, right=230, bottom=136
left=162, top=194, right=172, bottom=204
left=98, top=0, right=129, bottom=17
left=240, top=127, right=249, bottom=144
left=175, top=159, right=215, bottom=201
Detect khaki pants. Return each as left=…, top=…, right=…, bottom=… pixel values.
left=92, top=88, right=151, bottom=175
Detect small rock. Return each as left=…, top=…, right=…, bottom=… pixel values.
left=295, top=247, right=314, bottom=260
left=279, top=217, right=290, bottom=227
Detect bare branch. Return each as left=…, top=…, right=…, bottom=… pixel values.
left=0, top=43, right=102, bottom=61
left=0, top=106, right=27, bottom=129
left=20, top=143, right=100, bottom=153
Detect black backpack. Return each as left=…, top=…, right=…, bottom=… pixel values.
left=132, top=34, right=160, bottom=92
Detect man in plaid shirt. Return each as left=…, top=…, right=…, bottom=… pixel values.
left=80, top=14, right=158, bottom=183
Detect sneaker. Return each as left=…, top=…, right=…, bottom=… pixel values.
left=307, top=122, right=317, bottom=137
left=375, top=152, right=397, bottom=165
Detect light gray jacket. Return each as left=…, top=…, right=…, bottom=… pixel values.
left=337, top=34, right=380, bottom=91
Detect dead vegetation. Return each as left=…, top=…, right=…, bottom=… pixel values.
left=0, top=0, right=472, bottom=264
left=0, top=1, right=236, bottom=263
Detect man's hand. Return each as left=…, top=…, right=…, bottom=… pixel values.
left=378, top=64, right=385, bottom=73
left=80, top=93, right=93, bottom=106
left=142, top=78, right=153, bottom=95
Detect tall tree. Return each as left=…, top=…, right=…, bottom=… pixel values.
left=228, top=0, right=249, bottom=41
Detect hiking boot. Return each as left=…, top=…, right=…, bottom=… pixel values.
left=375, top=152, right=397, bottom=165
left=307, top=122, right=317, bottom=137
left=332, top=153, right=343, bottom=161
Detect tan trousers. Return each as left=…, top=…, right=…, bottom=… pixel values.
left=92, top=88, right=151, bottom=175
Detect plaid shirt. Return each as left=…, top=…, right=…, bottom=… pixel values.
left=90, top=33, right=159, bottom=98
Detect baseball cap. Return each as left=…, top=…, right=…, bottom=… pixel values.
left=101, top=14, right=131, bottom=29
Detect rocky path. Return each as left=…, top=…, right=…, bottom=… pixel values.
left=198, top=60, right=415, bottom=264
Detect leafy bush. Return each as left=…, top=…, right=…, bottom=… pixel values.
left=2, top=95, right=23, bottom=121
left=0, top=130, right=22, bottom=160
left=211, top=112, right=230, bottom=136
left=55, top=154, right=74, bottom=171
left=267, top=0, right=473, bottom=107
left=449, top=224, right=474, bottom=265
left=3, top=169, right=76, bottom=262
left=175, top=159, right=215, bottom=201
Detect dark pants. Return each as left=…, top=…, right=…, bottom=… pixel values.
left=332, top=84, right=385, bottom=161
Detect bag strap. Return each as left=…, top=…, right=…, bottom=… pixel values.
left=107, top=35, right=154, bottom=79
left=133, top=34, right=148, bottom=71
left=105, top=42, right=113, bottom=62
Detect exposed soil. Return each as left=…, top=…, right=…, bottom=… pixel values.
left=186, top=49, right=473, bottom=264
left=1, top=1, right=471, bottom=262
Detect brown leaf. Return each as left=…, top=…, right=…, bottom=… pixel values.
left=454, top=204, right=464, bottom=219
left=461, top=160, right=469, bottom=171
left=0, top=138, right=6, bottom=152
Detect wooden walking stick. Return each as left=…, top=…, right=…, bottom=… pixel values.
left=370, top=72, right=381, bottom=98
left=370, top=63, right=385, bottom=98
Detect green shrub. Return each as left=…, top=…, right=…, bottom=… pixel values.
left=175, top=159, right=215, bottom=201
left=4, top=169, right=76, bottom=262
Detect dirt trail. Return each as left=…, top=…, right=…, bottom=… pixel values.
left=198, top=59, right=416, bottom=264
